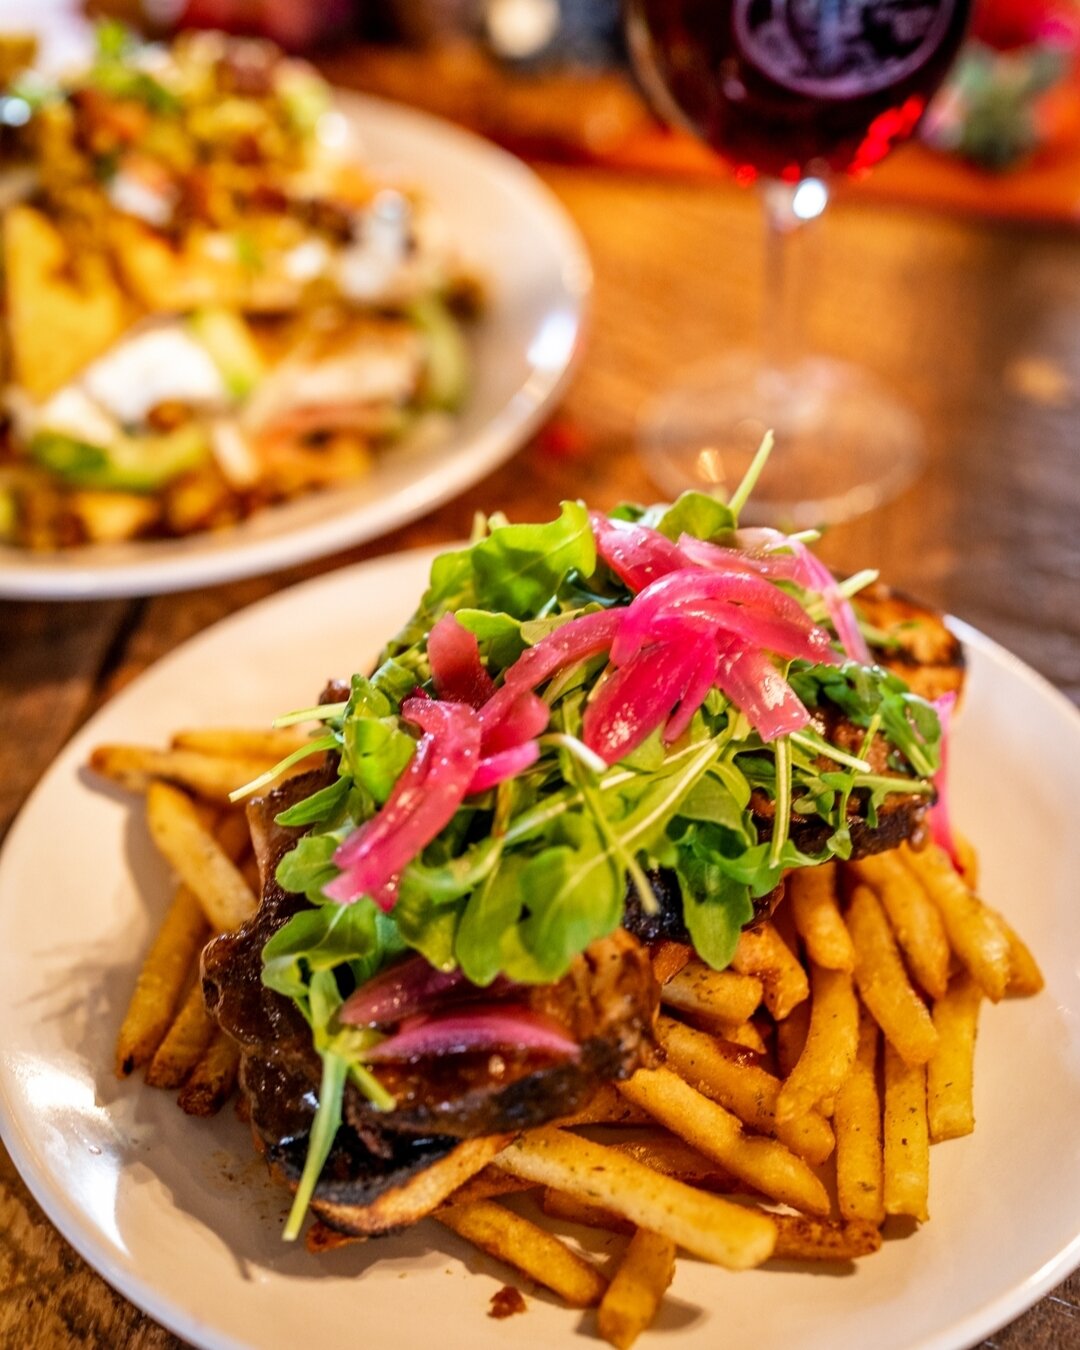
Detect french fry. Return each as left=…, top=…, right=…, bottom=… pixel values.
left=115, top=884, right=210, bottom=1076
left=147, top=781, right=258, bottom=932
left=846, top=884, right=938, bottom=1066
left=90, top=744, right=275, bottom=804
left=657, top=1017, right=835, bottom=1166
left=954, top=831, right=979, bottom=891
left=769, top=1213, right=882, bottom=1261
left=846, top=852, right=950, bottom=1001
left=436, top=1200, right=608, bottom=1308
left=776, top=965, right=859, bottom=1124
left=731, top=921, right=809, bottom=1020
left=495, top=1128, right=777, bottom=1269
left=717, top=1020, right=770, bottom=1055
left=443, top=1169, right=536, bottom=1207
left=554, top=1083, right=654, bottom=1128
left=834, top=1010, right=885, bottom=1225
left=171, top=727, right=312, bottom=760
left=991, top=908, right=1045, bottom=997
left=144, top=979, right=217, bottom=1089
left=788, top=862, right=855, bottom=972
left=927, top=974, right=981, bottom=1141
left=604, top=1131, right=743, bottom=1191
left=651, top=940, right=692, bottom=986
left=883, top=1041, right=930, bottom=1223
left=541, top=1188, right=633, bottom=1235
left=597, top=1229, right=677, bottom=1350
left=901, top=844, right=1011, bottom=1002
left=660, top=962, right=763, bottom=1025
left=619, top=1068, right=831, bottom=1216
left=177, top=1028, right=241, bottom=1116
left=776, top=1000, right=809, bottom=1079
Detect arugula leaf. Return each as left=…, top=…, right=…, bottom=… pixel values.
left=275, top=831, right=346, bottom=906
left=652, top=492, right=737, bottom=542
left=261, top=900, right=381, bottom=1000
left=275, top=776, right=350, bottom=828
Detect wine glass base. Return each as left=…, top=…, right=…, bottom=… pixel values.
left=638, top=352, right=925, bottom=527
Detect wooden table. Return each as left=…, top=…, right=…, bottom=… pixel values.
left=2, top=152, right=1079, bottom=1347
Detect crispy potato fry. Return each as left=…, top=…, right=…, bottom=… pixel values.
left=846, top=884, right=938, bottom=1066
left=144, top=979, right=217, bottom=1089
left=928, top=974, right=981, bottom=1141
left=776, top=965, right=859, bottom=1124
left=496, top=1128, right=777, bottom=1269
left=788, top=862, right=855, bottom=972
left=171, top=727, right=312, bottom=760
left=715, top=1019, right=770, bottom=1055
left=901, top=844, right=1011, bottom=1002
left=444, top=1169, right=536, bottom=1207
left=776, top=1000, right=809, bottom=1079
left=554, top=1083, right=653, bottom=1128
left=147, top=781, right=257, bottom=932
left=991, top=908, right=1045, bottom=997
left=90, top=744, right=277, bottom=804
left=115, top=884, right=210, bottom=1077
left=177, top=1028, right=241, bottom=1116
left=954, top=832, right=979, bottom=891
left=541, top=1188, right=633, bottom=1235
left=651, top=940, right=692, bottom=986
left=835, top=1010, right=885, bottom=1225
left=436, top=1200, right=608, bottom=1307
left=768, top=1213, right=882, bottom=1261
left=597, top=1229, right=677, bottom=1350
left=731, top=920, right=809, bottom=1020
left=619, top=1068, right=830, bottom=1216
left=883, top=1041, right=930, bottom=1223
left=660, top=962, right=763, bottom=1025
left=658, top=1017, right=835, bottom=1166
left=602, top=1132, right=743, bottom=1191
left=846, top=852, right=950, bottom=1001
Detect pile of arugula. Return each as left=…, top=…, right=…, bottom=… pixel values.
left=250, top=491, right=940, bottom=1237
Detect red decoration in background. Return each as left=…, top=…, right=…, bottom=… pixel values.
left=971, top=0, right=1080, bottom=52
left=178, top=0, right=355, bottom=52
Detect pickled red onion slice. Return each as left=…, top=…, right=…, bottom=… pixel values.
left=583, top=636, right=705, bottom=765
left=469, top=740, right=541, bottom=793
left=480, top=689, right=549, bottom=756
left=326, top=697, right=481, bottom=907
left=341, top=955, right=474, bottom=1026
left=713, top=633, right=811, bottom=741
left=590, top=510, right=684, bottom=593
left=664, top=643, right=720, bottom=744
left=427, top=612, right=495, bottom=709
left=362, top=1004, right=581, bottom=1061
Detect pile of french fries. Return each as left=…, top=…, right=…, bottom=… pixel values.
left=93, top=729, right=1043, bottom=1350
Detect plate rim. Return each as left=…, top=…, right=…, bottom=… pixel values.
left=0, top=94, right=592, bottom=602
left=2, top=553, right=1080, bottom=1350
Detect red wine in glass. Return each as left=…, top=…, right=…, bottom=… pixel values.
left=624, top=1, right=974, bottom=523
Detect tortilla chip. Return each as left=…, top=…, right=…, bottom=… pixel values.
left=4, top=206, right=134, bottom=399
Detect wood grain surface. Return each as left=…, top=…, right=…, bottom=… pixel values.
left=2, top=128, right=1080, bottom=1350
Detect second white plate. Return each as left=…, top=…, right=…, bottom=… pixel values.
left=0, top=96, right=591, bottom=600
left=2, top=549, right=1080, bottom=1350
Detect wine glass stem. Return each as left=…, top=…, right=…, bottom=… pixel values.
left=759, top=178, right=828, bottom=383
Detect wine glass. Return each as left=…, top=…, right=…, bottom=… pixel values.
left=624, top=0, right=973, bottom=524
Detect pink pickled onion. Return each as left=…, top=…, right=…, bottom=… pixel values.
left=341, top=954, right=516, bottom=1026
left=649, top=598, right=837, bottom=665
left=713, top=633, right=811, bottom=741
left=611, top=568, right=816, bottom=668
left=590, top=511, right=684, bottom=593
left=481, top=689, right=550, bottom=756
left=427, top=613, right=495, bottom=709
left=679, top=531, right=871, bottom=664
left=583, top=636, right=705, bottom=765
left=362, top=1003, right=580, bottom=1062
left=929, top=692, right=961, bottom=872
left=326, top=697, right=480, bottom=908
left=664, top=642, right=720, bottom=744
left=478, top=609, right=622, bottom=732
left=469, top=740, right=541, bottom=793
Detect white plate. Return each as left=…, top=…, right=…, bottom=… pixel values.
left=2, top=549, right=1079, bottom=1350
left=0, top=97, right=590, bottom=601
